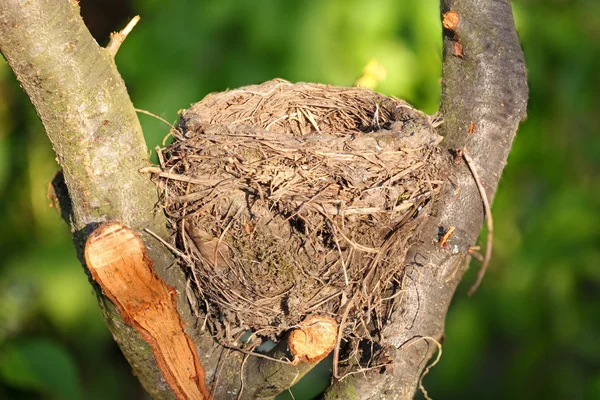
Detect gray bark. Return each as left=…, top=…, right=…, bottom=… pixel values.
left=0, top=1, right=184, bottom=398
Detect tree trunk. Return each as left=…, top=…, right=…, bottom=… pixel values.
left=0, top=0, right=527, bottom=399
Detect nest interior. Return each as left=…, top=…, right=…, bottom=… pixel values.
left=153, top=79, right=444, bottom=364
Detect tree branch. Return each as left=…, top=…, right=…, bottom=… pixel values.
left=106, top=15, right=141, bottom=58
left=0, top=1, right=201, bottom=398
left=324, top=0, right=528, bottom=398
left=0, top=0, right=153, bottom=232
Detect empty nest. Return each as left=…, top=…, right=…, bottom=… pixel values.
left=150, top=79, right=445, bottom=366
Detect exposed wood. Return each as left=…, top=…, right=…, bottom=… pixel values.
left=106, top=15, right=141, bottom=57
left=442, top=10, right=460, bottom=31
left=85, top=222, right=210, bottom=400
left=288, top=316, right=337, bottom=364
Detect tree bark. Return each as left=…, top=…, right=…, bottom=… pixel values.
left=324, top=0, right=527, bottom=398
left=0, top=0, right=527, bottom=399
left=0, top=1, right=191, bottom=398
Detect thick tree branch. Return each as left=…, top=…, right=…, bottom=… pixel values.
left=0, top=0, right=154, bottom=231
left=324, top=0, right=528, bottom=398
left=0, top=1, right=201, bottom=398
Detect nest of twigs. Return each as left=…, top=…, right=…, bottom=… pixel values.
left=150, top=79, right=444, bottom=365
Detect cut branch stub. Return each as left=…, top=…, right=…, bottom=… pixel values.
left=242, top=315, right=338, bottom=399
left=442, top=10, right=460, bottom=32
left=85, top=222, right=210, bottom=400
left=288, top=316, right=338, bottom=364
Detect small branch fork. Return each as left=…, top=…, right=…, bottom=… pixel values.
left=106, top=15, right=140, bottom=57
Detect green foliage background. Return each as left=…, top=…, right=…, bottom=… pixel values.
left=1, top=0, right=599, bottom=399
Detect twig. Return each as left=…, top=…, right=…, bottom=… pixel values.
left=439, top=226, right=455, bottom=247
left=236, top=352, right=250, bottom=400
left=286, top=371, right=301, bottom=399
left=214, top=338, right=295, bottom=365
left=265, top=112, right=297, bottom=131
left=400, top=336, right=442, bottom=400
left=330, top=224, right=349, bottom=286
left=139, top=166, right=223, bottom=186
left=462, top=148, right=494, bottom=295
left=468, top=246, right=484, bottom=262
left=333, top=296, right=355, bottom=379
left=283, top=184, right=331, bottom=223
left=337, top=361, right=393, bottom=381
left=420, top=342, right=442, bottom=400
left=143, top=228, right=190, bottom=261
left=135, top=108, right=176, bottom=130
left=332, top=223, right=380, bottom=254
left=106, top=16, right=140, bottom=57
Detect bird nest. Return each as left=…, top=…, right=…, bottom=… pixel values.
left=150, top=79, right=444, bottom=363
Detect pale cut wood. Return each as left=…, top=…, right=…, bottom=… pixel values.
left=85, top=222, right=210, bottom=400
left=288, top=316, right=338, bottom=364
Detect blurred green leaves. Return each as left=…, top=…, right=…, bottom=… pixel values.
left=0, top=338, right=81, bottom=400
left=118, top=0, right=442, bottom=148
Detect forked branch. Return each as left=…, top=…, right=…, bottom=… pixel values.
left=0, top=0, right=527, bottom=399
